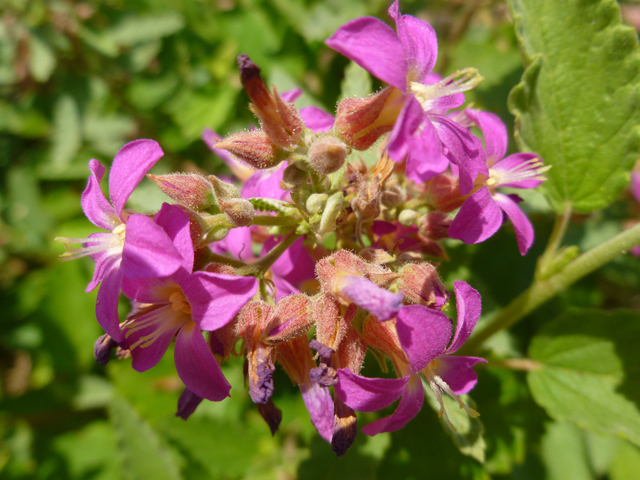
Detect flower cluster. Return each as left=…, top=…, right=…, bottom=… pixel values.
left=57, top=1, right=547, bottom=457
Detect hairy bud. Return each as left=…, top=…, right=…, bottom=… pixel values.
left=238, top=54, right=304, bottom=148
left=280, top=163, right=308, bottom=190
left=220, top=198, right=255, bottom=227
left=334, top=87, right=403, bottom=150
left=419, top=211, right=452, bottom=241
left=215, top=131, right=286, bottom=169
left=148, top=173, right=216, bottom=210
left=397, top=263, right=447, bottom=308
left=307, top=136, right=348, bottom=174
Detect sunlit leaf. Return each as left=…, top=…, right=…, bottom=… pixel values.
left=508, top=0, right=640, bottom=213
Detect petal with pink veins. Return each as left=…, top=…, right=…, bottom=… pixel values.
left=125, top=305, right=184, bottom=372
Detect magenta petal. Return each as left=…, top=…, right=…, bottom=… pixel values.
left=430, top=115, right=487, bottom=195
left=154, top=203, right=194, bottom=272
left=447, top=281, right=482, bottom=353
left=340, top=276, right=404, bottom=321
left=396, top=305, right=451, bottom=372
left=361, top=374, right=424, bottom=435
left=272, top=275, right=299, bottom=301
left=174, top=322, right=231, bottom=401
left=242, top=163, right=289, bottom=201
left=406, top=118, right=449, bottom=182
left=121, top=275, right=175, bottom=305
left=269, top=237, right=315, bottom=284
left=299, top=106, right=335, bottom=133
left=95, top=262, right=124, bottom=342
left=491, top=153, right=544, bottom=189
left=494, top=193, right=534, bottom=255
left=109, top=139, right=164, bottom=217
left=125, top=306, right=182, bottom=372
left=387, top=96, right=424, bottom=162
left=448, top=187, right=503, bottom=245
left=435, top=355, right=487, bottom=395
left=281, top=88, right=303, bottom=103
left=300, top=382, right=334, bottom=442
left=391, top=5, right=438, bottom=82
left=182, top=272, right=258, bottom=331
left=326, top=17, right=408, bottom=92
left=216, top=227, right=256, bottom=262
left=86, top=233, right=122, bottom=292
left=121, top=214, right=184, bottom=279
left=335, top=368, right=410, bottom=412
left=82, top=160, right=120, bottom=230
left=465, top=109, right=507, bottom=166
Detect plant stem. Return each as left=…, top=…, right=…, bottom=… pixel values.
left=251, top=215, right=299, bottom=227
left=459, top=221, right=640, bottom=355
left=203, top=252, right=247, bottom=268
left=535, top=203, right=572, bottom=279
left=236, top=230, right=301, bottom=277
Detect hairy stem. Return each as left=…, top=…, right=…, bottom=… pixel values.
left=251, top=215, right=299, bottom=227
left=236, top=230, right=301, bottom=277
left=460, top=221, right=640, bottom=355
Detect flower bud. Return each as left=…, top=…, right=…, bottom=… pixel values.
left=359, top=248, right=395, bottom=265
left=219, top=198, right=255, bottom=227
left=148, top=173, right=216, bottom=210
left=307, top=136, right=348, bottom=174
left=419, top=211, right=452, bottom=241
left=306, top=193, right=328, bottom=216
left=397, top=263, right=447, bottom=308
left=318, top=191, right=346, bottom=234
left=420, top=172, right=465, bottom=212
left=334, top=87, right=403, bottom=150
left=280, top=163, right=308, bottom=190
left=208, top=175, right=241, bottom=201
left=398, top=209, right=421, bottom=227
left=238, top=54, right=304, bottom=148
left=215, top=131, right=286, bottom=169
left=380, top=184, right=404, bottom=207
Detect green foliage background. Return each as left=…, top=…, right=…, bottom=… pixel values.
left=2, top=0, right=640, bottom=478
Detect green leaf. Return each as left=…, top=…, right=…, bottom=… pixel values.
left=527, top=309, right=640, bottom=446
left=28, top=32, right=56, bottom=82
left=49, top=94, right=82, bottom=172
left=423, top=379, right=487, bottom=462
left=507, top=0, right=640, bottom=213
left=108, top=13, right=184, bottom=47
left=541, top=422, right=595, bottom=480
left=110, top=395, right=184, bottom=480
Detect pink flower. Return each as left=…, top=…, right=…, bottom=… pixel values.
left=334, top=281, right=485, bottom=434
left=448, top=109, right=549, bottom=255
left=56, top=140, right=185, bottom=341
left=326, top=1, right=486, bottom=193
left=120, top=204, right=258, bottom=401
